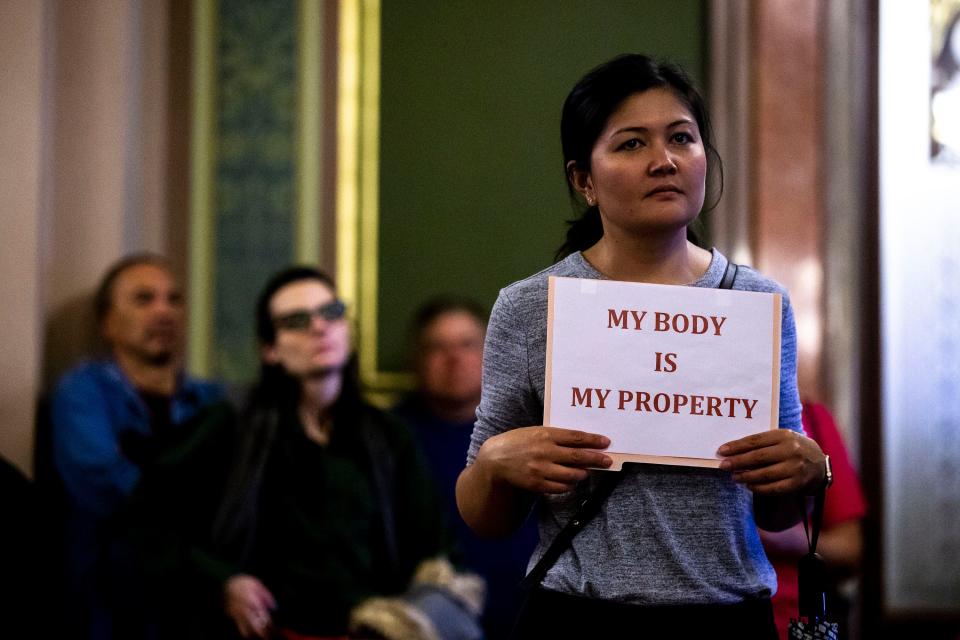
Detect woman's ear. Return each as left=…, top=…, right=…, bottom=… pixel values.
left=566, top=160, right=595, bottom=205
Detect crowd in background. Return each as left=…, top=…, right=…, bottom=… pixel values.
left=0, top=51, right=871, bottom=640
left=2, top=255, right=530, bottom=640
left=0, top=251, right=865, bottom=640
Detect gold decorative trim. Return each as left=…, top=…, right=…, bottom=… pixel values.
left=336, top=0, right=360, bottom=313
left=337, top=0, right=413, bottom=398
left=296, top=0, right=323, bottom=264
left=358, top=0, right=380, bottom=386
left=188, top=0, right=217, bottom=377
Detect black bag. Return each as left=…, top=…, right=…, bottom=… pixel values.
left=788, top=487, right=839, bottom=639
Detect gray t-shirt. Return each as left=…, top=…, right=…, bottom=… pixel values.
left=467, top=249, right=802, bottom=605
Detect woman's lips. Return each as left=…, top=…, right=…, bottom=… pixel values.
left=646, top=185, right=683, bottom=197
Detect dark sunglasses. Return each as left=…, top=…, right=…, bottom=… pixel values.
left=273, top=299, right=347, bottom=331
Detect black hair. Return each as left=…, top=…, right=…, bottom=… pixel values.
left=555, top=53, right=723, bottom=260
left=93, top=253, right=172, bottom=325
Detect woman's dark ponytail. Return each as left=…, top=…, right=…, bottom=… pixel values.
left=556, top=207, right=603, bottom=261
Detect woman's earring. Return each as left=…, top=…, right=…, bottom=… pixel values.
left=586, top=194, right=596, bottom=206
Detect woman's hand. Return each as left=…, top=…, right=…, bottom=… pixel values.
left=224, top=574, right=277, bottom=639
left=457, top=426, right=612, bottom=537
left=477, top=426, right=613, bottom=494
left=717, top=429, right=826, bottom=495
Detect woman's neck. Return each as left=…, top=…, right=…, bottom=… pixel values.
left=298, top=374, right=343, bottom=445
left=582, top=229, right=712, bottom=284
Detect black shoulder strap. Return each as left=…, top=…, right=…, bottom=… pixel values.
left=798, top=486, right=828, bottom=620
left=802, top=487, right=826, bottom=556
left=520, top=472, right=621, bottom=590
left=719, top=260, right=739, bottom=290
left=521, top=258, right=742, bottom=591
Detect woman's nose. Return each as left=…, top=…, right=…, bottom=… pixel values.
left=648, top=145, right=678, bottom=175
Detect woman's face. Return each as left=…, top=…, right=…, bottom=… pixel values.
left=578, top=87, right=707, bottom=239
left=262, top=279, right=351, bottom=380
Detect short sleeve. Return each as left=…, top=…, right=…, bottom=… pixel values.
left=467, top=289, right=542, bottom=465
left=777, top=293, right=803, bottom=432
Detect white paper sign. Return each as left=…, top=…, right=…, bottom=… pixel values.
left=544, top=276, right=782, bottom=469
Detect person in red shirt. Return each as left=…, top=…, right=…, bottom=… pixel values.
left=761, top=402, right=867, bottom=638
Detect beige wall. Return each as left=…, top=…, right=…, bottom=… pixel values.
left=0, top=0, right=179, bottom=477
left=0, top=1, right=46, bottom=477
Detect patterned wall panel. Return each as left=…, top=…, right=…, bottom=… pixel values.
left=213, top=0, right=297, bottom=383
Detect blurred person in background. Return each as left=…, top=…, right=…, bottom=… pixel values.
left=49, top=253, right=223, bottom=639
left=394, top=297, right=538, bottom=639
left=193, top=268, right=481, bottom=640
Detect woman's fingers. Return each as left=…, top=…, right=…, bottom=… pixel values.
left=225, top=575, right=275, bottom=639
left=557, top=445, right=612, bottom=469
left=731, top=460, right=800, bottom=487
left=720, top=443, right=788, bottom=472
left=543, top=462, right=591, bottom=484
left=719, top=430, right=801, bottom=470
left=550, top=427, right=611, bottom=450
left=527, top=464, right=593, bottom=494
left=543, top=427, right=612, bottom=468
left=717, top=429, right=785, bottom=459
left=718, top=429, right=825, bottom=493
left=254, top=581, right=277, bottom=610
left=245, top=601, right=272, bottom=638
left=481, top=426, right=614, bottom=493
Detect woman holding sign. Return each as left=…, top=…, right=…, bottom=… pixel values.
left=456, top=54, right=829, bottom=638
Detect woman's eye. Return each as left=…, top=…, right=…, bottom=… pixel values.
left=620, top=138, right=642, bottom=150
left=671, top=132, right=694, bottom=144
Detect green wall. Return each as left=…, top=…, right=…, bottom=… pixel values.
left=377, top=0, right=706, bottom=372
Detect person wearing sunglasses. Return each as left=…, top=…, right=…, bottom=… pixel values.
left=189, top=266, right=479, bottom=640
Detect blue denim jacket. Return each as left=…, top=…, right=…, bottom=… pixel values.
left=51, top=359, right=223, bottom=518
left=51, top=359, right=222, bottom=638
